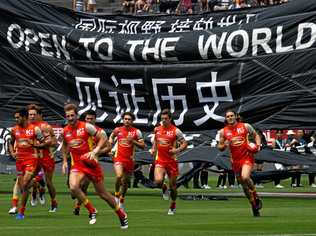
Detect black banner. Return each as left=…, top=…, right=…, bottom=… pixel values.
left=0, top=0, right=316, bottom=131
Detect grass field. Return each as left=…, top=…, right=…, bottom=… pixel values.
left=1, top=173, right=316, bottom=236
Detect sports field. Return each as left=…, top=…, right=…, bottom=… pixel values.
left=1, top=173, right=316, bottom=236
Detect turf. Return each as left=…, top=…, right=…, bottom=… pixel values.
left=1, top=173, right=316, bottom=236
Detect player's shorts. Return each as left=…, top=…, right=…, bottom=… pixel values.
left=71, top=162, right=104, bottom=183
left=113, top=158, right=134, bottom=175
left=20, top=158, right=38, bottom=175
left=38, top=156, right=55, bottom=173
left=16, top=159, right=24, bottom=177
left=232, top=157, right=255, bottom=177
left=155, top=160, right=179, bottom=177
left=87, top=0, right=96, bottom=4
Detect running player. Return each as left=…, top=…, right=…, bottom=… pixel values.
left=73, top=109, right=109, bottom=215
left=9, top=108, right=49, bottom=219
left=61, top=103, right=128, bottom=228
left=27, top=104, right=58, bottom=212
left=150, top=109, right=188, bottom=215
left=109, top=112, right=145, bottom=209
left=217, top=110, right=262, bottom=216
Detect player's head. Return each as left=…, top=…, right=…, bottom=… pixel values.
left=224, top=109, right=239, bottom=125
left=84, top=109, right=97, bottom=125
left=122, top=112, right=135, bottom=127
left=14, top=108, right=28, bottom=126
left=27, top=103, right=42, bottom=123
left=160, top=109, right=172, bottom=127
left=64, top=103, right=78, bottom=126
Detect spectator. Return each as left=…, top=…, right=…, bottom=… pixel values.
left=199, top=0, right=208, bottom=12
left=73, top=0, right=97, bottom=12
left=135, top=0, right=150, bottom=14
left=122, top=0, right=135, bottom=13
left=270, top=130, right=286, bottom=188
left=175, top=0, right=193, bottom=15
left=229, top=0, right=251, bottom=9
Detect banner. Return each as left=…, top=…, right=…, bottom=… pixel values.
left=0, top=0, right=316, bottom=131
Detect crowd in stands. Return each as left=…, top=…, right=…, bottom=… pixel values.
left=72, top=0, right=289, bottom=15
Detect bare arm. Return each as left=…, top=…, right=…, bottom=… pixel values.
left=217, top=129, right=227, bottom=152
left=8, top=131, right=16, bottom=159
left=61, top=133, right=69, bottom=175
left=246, top=123, right=261, bottom=151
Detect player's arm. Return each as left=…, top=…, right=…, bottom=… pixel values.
left=8, top=131, right=16, bottom=159
left=149, top=129, right=157, bottom=156
left=217, top=129, right=227, bottom=152
left=86, top=123, right=105, bottom=157
left=170, top=128, right=188, bottom=155
left=60, top=132, right=68, bottom=175
left=33, top=126, right=52, bottom=148
left=246, top=123, right=261, bottom=151
left=46, top=124, right=57, bottom=147
left=130, top=130, right=145, bottom=150
left=99, top=130, right=111, bottom=154
left=109, top=128, right=118, bottom=146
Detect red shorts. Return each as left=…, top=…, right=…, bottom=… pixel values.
left=155, top=160, right=179, bottom=177
left=232, top=157, right=255, bottom=176
left=16, top=159, right=24, bottom=177
left=71, top=162, right=104, bottom=183
left=38, top=156, right=55, bottom=173
left=113, top=158, right=134, bottom=174
left=17, top=158, right=38, bottom=176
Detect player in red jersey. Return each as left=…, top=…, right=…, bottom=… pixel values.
left=61, top=103, right=128, bottom=228
left=27, top=104, right=58, bottom=212
left=9, top=108, right=50, bottom=219
left=73, top=109, right=110, bottom=216
left=109, top=112, right=145, bottom=209
left=150, top=109, right=188, bottom=215
left=217, top=110, right=262, bottom=216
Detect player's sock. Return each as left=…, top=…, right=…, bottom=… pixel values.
left=170, top=201, right=176, bottom=210
left=84, top=199, right=96, bottom=214
left=115, top=205, right=126, bottom=219
left=51, top=199, right=58, bottom=208
left=12, top=197, right=19, bottom=207
left=75, top=201, right=81, bottom=209
left=19, top=205, right=26, bottom=215
left=119, top=196, right=125, bottom=204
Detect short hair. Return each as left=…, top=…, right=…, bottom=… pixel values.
left=84, top=109, right=97, bottom=118
left=15, top=108, right=28, bottom=118
left=64, top=103, right=78, bottom=114
left=161, top=109, right=172, bottom=119
left=26, top=103, right=42, bottom=115
left=122, top=111, right=135, bottom=121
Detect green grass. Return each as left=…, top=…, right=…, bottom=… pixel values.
left=1, top=173, right=316, bottom=236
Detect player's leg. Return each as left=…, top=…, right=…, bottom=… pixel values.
left=9, top=178, right=20, bottom=214
left=16, top=170, right=35, bottom=219
left=239, top=163, right=262, bottom=216
left=45, top=169, right=58, bottom=212
left=93, top=179, right=128, bottom=229
left=113, top=163, right=124, bottom=203
left=69, top=171, right=97, bottom=223
left=119, top=173, right=131, bottom=209
left=154, top=165, right=168, bottom=200
left=168, top=175, right=177, bottom=215
left=73, top=178, right=90, bottom=215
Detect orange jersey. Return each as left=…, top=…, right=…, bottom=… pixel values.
left=112, top=126, right=142, bottom=160
left=33, top=121, right=55, bottom=159
left=63, top=121, right=96, bottom=165
left=12, top=124, right=41, bottom=160
left=223, top=122, right=253, bottom=162
left=154, top=124, right=184, bottom=162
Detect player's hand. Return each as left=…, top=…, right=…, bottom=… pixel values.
left=149, top=148, right=155, bottom=156
left=62, top=162, right=68, bottom=175
left=169, top=148, right=180, bottom=155
left=10, top=152, right=17, bottom=159
left=126, top=135, right=134, bottom=143
left=87, top=150, right=98, bottom=160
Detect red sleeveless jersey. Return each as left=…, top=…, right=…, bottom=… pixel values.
left=113, top=126, right=141, bottom=160
left=63, top=121, right=94, bottom=164
left=12, top=124, right=38, bottom=160
left=154, top=124, right=178, bottom=162
left=223, top=122, right=253, bottom=161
